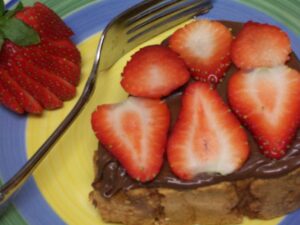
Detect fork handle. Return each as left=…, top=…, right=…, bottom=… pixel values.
left=0, top=35, right=104, bottom=212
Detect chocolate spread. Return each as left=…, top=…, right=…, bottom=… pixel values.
left=92, top=21, right=300, bottom=198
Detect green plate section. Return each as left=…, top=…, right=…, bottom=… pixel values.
left=21, top=0, right=98, bottom=16
left=0, top=180, right=27, bottom=225
left=239, top=0, right=300, bottom=35
left=0, top=205, right=27, bottom=225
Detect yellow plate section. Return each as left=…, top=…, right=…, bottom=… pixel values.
left=26, top=22, right=283, bottom=225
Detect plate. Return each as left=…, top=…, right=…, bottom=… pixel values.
left=0, top=0, right=300, bottom=225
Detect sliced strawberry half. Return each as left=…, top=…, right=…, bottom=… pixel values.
left=0, top=81, right=24, bottom=114
left=1, top=41, right=76, bottom=101
left=19, top=60, right=76, bottom=101
left=5, top=60, right=63, bottom=110
left=40, top=39, right=81, bottom=65
left=91, top=97, right=170, bottom=182
left=16, top=2, right=73, bottom=40
left=167, top=82, right=249, bottom=180
left=18, top=38, right=81, bottom=65
left=0, top=68, right=43, bottom=114
left=121, top=45, right=190, bottom=98
left=231, top=21, right=291, bottom=69
left=28, top=53, right=80, bottom=86
left=227, top=66, right=300, bottom=159
left=3, top=41, right=80, bottom=86
left=7, top=55, right=76, bottom=101
left=0, top=42, right=63, bottom=110
left=168, top=20, right=232, bottom=82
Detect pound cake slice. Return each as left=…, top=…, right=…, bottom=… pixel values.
left=90, top=152, right=300, bottom=225
left=90, top=20, right=300, bottom=225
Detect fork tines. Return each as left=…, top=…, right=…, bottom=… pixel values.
left=126, top=0, right=212, bottom=42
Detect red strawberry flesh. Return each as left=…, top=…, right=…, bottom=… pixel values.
left=6, top=61, right=63, bottom=110
left=169, top=20, right=232, bottom=82
left=20, top=61, right=76, bottom=101
left=39, top=39, right=81, bottom=65
left=91, top=97, right=170, bottom=182
left=0, top=80, right=24, bottom=114
left=0, top=68, right=43, bottom=114
left=0, top=42, right=76, bottom=102
left=121, top=45, right=190, bottom=98
left=167, top=82, right=249, bottom=180
left=16, top=2, right=73, bottom=40
left=228, top=66, right=300, bottom=159
left=29, top=53, right=80, bottom=86
left=3, top=41, right=80, bottom=86
left=231, top=21, right=291, bottom=69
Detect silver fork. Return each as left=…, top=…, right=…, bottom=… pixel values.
left=0, top=0, right=212, bottom=214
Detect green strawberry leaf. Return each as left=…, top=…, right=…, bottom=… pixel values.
left=0, top=1, right=40, bottom=50
left=4, top=2, right=24, bottom=18
left=0, top=17, right=40, bottom=46
left=0, top=0, right=4, bottom=16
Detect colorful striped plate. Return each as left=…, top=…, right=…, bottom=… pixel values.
left=0, top=0, right=300, bottom=224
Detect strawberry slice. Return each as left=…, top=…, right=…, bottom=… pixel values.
left=231, top=21, right=291, bottom=69
left=0, top=43, right=63, bottom=110
left=121, top=45, right=190, bottom=98
left=6, top=61, right=63, bottom=110
left=228, top=66, right=300, bottom=159
left=169, top=20, right=232, bottom=82
left=0, top=81, right=24, bottom=114
left=40, top=39, right=81, bottom=65
left=167, top=82, right=249, bottom=180
left=3, top=41, right=80, bottom=86
left=91, top=97, right=170, bottom=182
left=1, top=42, right=76, bottom=101
left=16, top=2, right=73, bottom=40
left=19, top=60, right=76, bottom=101
left=28, top=53, right=80, bottom=86
left=0, top=68, right=43, bottom=114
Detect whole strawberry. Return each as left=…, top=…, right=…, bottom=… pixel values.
left=0, top=1, right=81, bottom=114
